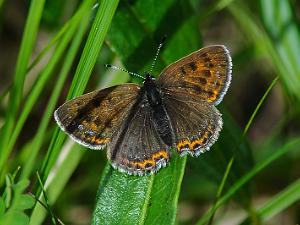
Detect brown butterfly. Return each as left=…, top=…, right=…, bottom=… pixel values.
left=54, top=45, right=232, bottom=176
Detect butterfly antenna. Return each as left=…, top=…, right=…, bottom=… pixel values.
left=149, top=36, right=166, bottom=74
left=105, top=64, right=145, bottom=80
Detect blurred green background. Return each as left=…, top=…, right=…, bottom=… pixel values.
left=0, top=0, right=300, bottom=225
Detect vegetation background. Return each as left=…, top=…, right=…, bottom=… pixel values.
left=0, top=0, right=300, bottom=224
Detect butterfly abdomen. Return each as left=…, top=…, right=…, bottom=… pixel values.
left=151, top=105, right=173, bottom=147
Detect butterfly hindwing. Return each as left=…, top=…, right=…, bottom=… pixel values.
left=157, top=45, right=232, bottom=105
left=54, top=84, right=141, bottom=149
left=161, top=89, right=222, bottom=156
left=108, top=98, right=170, bottom=175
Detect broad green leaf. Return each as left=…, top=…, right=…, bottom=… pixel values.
left=0, top=197, right=5, bottom=215
left=0, top=211, right=30, bottom=225
left=14, top=195, right=35, bottom=211
left=93, top=155, right=186, bottom=225
left=0, top=177, right=33, bottom=225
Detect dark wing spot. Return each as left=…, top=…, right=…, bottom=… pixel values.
left=198, top=77, right=207, bottom=85
left=207, top=91, right=214, bottom=97
left=188, top=62, right=197, bottom=71
left=205, top=62, right=214, bottom=68
left=180, top=67, right=186, bottom=75
left=93, top=98, right=101, bottom=107
left=199, top=52, right=208, bottom=58
left=145, top=163, right=153, bottom=169
left=192, top=85, right=203, bottom=93
left=202, top=70, right=212, bottom=77
left=203, top=57, right=211, bottom=62
left=193, top=143, right=201, bottom=149
left=134, top=163, right=141, bottom=169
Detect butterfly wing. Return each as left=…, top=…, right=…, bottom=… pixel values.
left=162, top=90, right=222, bottom=156
left=54, top=84, right=141, bottom=150
left=157, top=45, right=232, bottom=105
left=107, top=99, right=170, bottom=176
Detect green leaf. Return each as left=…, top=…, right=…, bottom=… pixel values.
left=13, top=179, right=30, bottom=193
left=93, top=155, right=186, bottom=225
left=106, top=0, right=199, bottom=74
left=4, top=174, right=13, bottom=208
left=0, top=211, right=30, bottom=225
left=0, top=197, right=5, bottom=215
left=14, top=195, right=35, bottom=211
left=0, top=177, right=33, bottom=225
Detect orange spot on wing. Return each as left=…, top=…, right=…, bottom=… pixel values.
left=208, top=90, right=218, bottom=102
left=133, top=159, right=155, bottom=169
left=86, top=136, right=110, bottom=145
left=177, top=129, right=212, bottom=152
left=129, top=150, right=169, bottom=169
left=190, top=131, right=209, bottom=150
left=90, top=123, right=98, bottom=131
left=176, top=139, right=190, bottom=152
left=189, top=139, right=202, bottom=149
left=94, top=137, right=110, bottom=144
left=152, top=150, right=169, bottom=161
left=82, top=120, right=88, bottom=126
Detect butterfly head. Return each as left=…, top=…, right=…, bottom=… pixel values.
left=144, top=72, right=156, bottom=81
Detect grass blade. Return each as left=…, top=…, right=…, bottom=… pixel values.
left=39, top=0, right=119, bottom=186
left=239, top=177, right=300, bottom=224
left=30, top=1, right=119, bottom=224
left=0, top=0, right=46, bottom=180
left=20, top=2, right=92, bottom=180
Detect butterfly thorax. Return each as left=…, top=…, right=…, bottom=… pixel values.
left=144, top=73, right=162, bottom=107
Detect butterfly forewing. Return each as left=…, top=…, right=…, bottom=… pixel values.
left=157, top=45, right=232, bottom=105
left=54, top=84, right=141, bottom=149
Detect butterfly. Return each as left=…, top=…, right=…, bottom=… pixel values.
left=54, top=45, right=232, bottom=176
